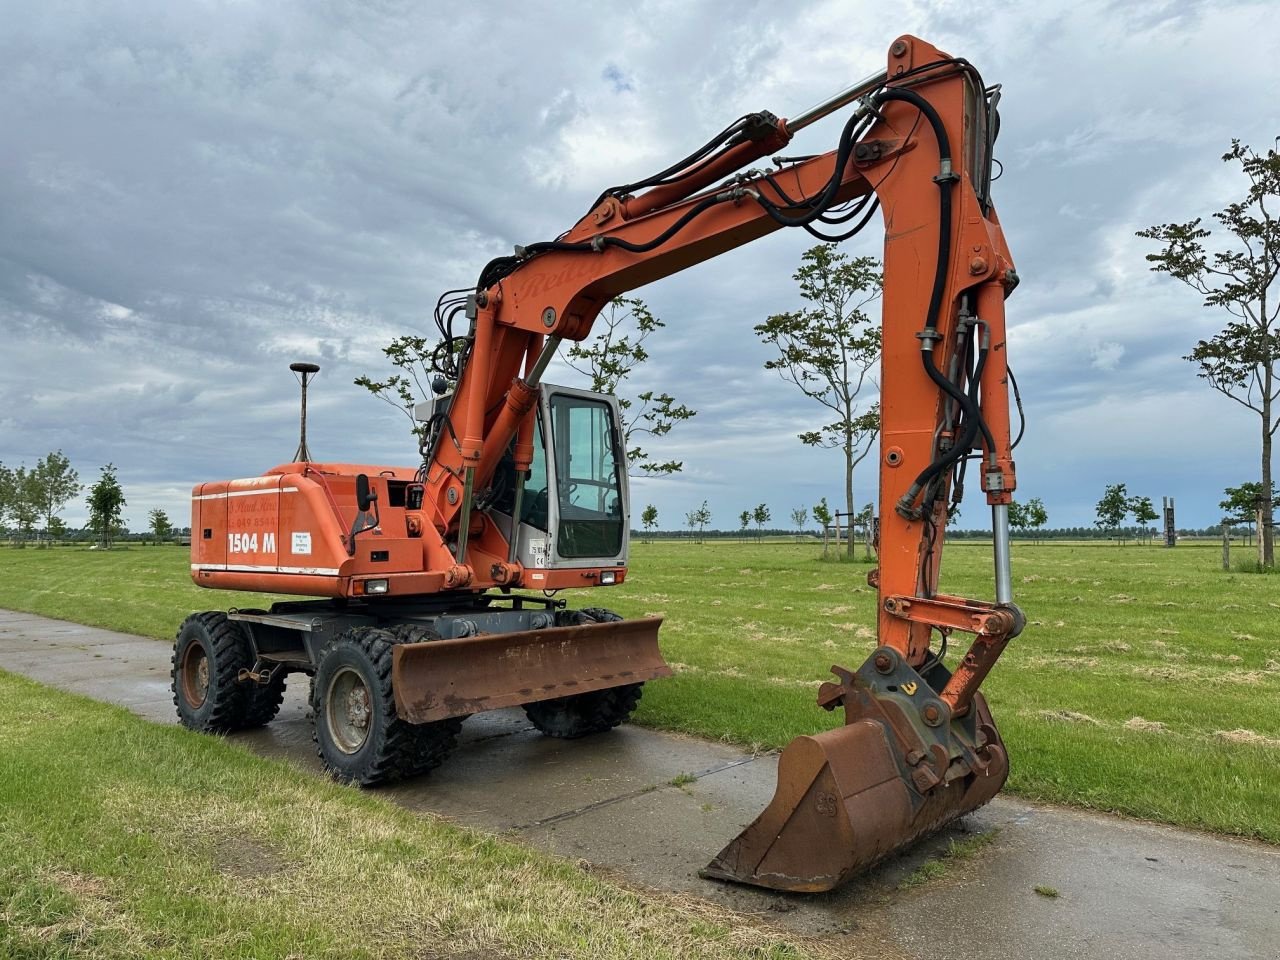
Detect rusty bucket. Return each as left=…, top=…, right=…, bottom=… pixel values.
left=702, top=645, right=1008, bottom=892
left=392, top=616, right=671, bottom=723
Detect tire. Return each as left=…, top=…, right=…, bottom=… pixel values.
left=241, top=672, right=287, bottom=728
left=312, top=626, right=461, bottom=786
left=522, top=608, right=645, bottom=739
left=172, top=612, right=255, bottom=732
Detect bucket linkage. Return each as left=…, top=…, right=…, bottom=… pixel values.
left=702, top=643, right=1009, bottom=893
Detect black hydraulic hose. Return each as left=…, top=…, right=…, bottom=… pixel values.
left=873, top=85, right=997, bottom=514
left=753, top=108, right=868, bottom=227
left=804, top=197, right=880, bottom=243
left=597, top=193, right=734, bottom=253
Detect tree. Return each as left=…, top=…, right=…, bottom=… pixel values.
left=1138, top=139, right=1280, bottom=567
left=86, top=464, right=127, bottom=549
left=755, top=245, right=882, bottom=557
left=685, top=500, right=711, bottom=543
left=738, top=509, right=751, bottom=541
left=812, top=497, right=833, bottom=535
left=855, top=502, right=875, bottom=557
left=0, top=463, right=12, bottom=532
left=1007, top=499, right=1028, bottom=537
left=1129, top=495, right=1158, bottom=544
left=149, top=508, right=174, bottom=541
left=640, top=504, right=658, bottom=542
left=790, top=506, right=807, bottom=541
left=1220, top=481, right=1278, bottom=542
left=561, top=297, right=696, bottom=476
left=1095, top=483, right=1130, bottom=542
left=31, top=451, right=81, bottom=542
left=752, top=503, right=771, bottom=538
left=9, top=466, right=41, bottom=544
left=354, top=334, right=446, bottom=448
left=1024, top=497, right=1048, bottom=541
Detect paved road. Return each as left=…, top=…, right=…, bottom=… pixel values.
left=2, top=608, right=1277, bottom=959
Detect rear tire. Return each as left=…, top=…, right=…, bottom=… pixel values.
left=312, top=626, right=461, bottom=786
left=172, top=612, right=254, bottom=732
left=241, top=672, right=287, bottom=728
left=522, top=608, right=644, bottom=739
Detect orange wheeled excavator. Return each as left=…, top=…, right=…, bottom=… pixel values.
left=175, top=35, right=1023, bottom=893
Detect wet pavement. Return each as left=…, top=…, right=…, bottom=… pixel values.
left=2, top=608, right=1277, bottom=959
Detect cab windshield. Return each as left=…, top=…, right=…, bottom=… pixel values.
left=550, top=394, right=624, bottom=558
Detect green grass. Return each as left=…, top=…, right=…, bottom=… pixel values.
left=0, top=669, right=828, bottom=960
left=897, top=830, right=1000, bottom=889
left=1034, top=885, right=1061, bottom=898
left=1, top=541, right=1278, bottom=843
left=610, top=540, right=1280, bottom=842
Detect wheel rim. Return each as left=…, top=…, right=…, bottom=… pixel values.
left=326, top=666, right=373, bottom=754
left=181, top=641, right=210, bottom=709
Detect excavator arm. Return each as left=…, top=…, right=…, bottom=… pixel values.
left=411, top=35, right=1024, bottom=890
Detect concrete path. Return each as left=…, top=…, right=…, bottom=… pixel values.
left=2, top=608, right=1277, bottom=960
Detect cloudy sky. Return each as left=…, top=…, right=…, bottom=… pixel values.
left=2, top=0, right=1278, bottom=533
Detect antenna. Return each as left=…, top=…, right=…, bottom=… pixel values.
left=289, top=361, right=320, bottom=462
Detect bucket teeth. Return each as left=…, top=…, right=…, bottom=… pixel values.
left=702, top=649, right=1008, bottom=892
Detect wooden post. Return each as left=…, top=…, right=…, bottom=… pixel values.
left=1223, top=526, right=1230, bottom=571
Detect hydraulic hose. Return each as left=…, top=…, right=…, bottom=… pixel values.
left=874, top=86, right=994, bottom=517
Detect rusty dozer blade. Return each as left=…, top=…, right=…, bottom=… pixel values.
left=702, top=645, right=1008, bottom=892
left=392, top=616, right=670, bottom=723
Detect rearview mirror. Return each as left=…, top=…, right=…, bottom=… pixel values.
left=355, top=474, right=377, bottom=512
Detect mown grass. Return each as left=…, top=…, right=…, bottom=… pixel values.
left=0, top=670, right=828, bottom=960
left=1, top=541, right=1278, bottom=843
left=611, top=540, right=1280, bottom=842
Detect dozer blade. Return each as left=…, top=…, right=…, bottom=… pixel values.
left=392, top=616, right=670, bottom=723
left=702, top=646, right=1008, bottom=892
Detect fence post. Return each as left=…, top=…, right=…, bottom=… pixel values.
left=1222, top=526, right=1230, bottom=571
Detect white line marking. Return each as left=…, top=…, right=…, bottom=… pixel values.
left=193, top=487, right=299, bottom=501
left=191, top=563, right=340, bottom=576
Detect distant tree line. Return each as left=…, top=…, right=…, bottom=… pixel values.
left=0, top=453, right=180, bottom=548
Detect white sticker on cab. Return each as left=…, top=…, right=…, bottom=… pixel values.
left=292, top=532, right=312, bottom=555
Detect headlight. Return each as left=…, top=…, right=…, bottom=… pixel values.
left=363, top=579, right=389, bottom=595
left=599, top=570, right=617, bottom=585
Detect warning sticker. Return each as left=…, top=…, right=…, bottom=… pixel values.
left=291, top=531, right=312, bottom=555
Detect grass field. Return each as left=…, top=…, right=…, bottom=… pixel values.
left=0, top=540, right=1277, bottom=844
left=0, top=670, right=826, bottom=960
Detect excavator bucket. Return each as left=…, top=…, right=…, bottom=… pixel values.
left=392, top=616, right=670, bottom=723
left=702, top=645, right=1008, bottom=892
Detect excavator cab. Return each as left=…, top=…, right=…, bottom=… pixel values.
left=490, top=384, right=629, bottom=574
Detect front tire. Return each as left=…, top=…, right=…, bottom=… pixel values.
left=312, top=627, right=460, bottom=786
left=522, top=608, right=645, bottom=739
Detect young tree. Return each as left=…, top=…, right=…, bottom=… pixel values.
left=561, top=297, right=696, bottom=476
left=738, top=509, right=751, bottom=541
left=855, top=501, right=875, bottom=557
left=0, top=463, right=12, bottom=533
left=1007, top=499, right=1028, bottom=538
left=354, top=334, right=444, bottom=448
left=149, top=508, right=174, bottom=541
left=87, top=464, right=127, bottom=549
left=790, top=506, right=807, bottom=541
left=640, top=504, right=658, bottom=542
left=1220, top=481, right=1278, bottom=541
left=1138, top=140, right=1280, bottom=567
left=31, top=451, right=81, bottom=542
left=1129, top=495, right=1158, bottom=544
left=9, top=466, right=41, bottom=544
left=812, top=497, right=833, bottom=537
left=752, top=503, right=771, bottom=538
left=1095, top=483, right=1130, bottom=542
left=755, top=245, right=882, bottom=557
left=1024, top=497, right=1049, bottom=542
left=685, top=500, right=711, bottom=543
